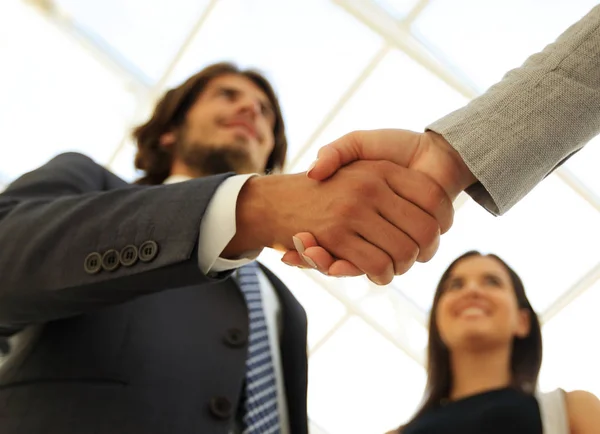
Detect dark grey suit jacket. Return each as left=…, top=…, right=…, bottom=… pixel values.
left=0, top=153, right=308, bottom=434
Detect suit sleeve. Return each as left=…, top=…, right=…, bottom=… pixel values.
left=0, top=152, right=232, bottom=332
left=427, top=5, right=600, bottom=216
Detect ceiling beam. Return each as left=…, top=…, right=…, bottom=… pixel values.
left=106, top=0, right=221, bottom=167
left=541, top=260, right=600, bottom=324
left=333, top=0, right=479, bottom=100
left=287, top=43, right=390, bottom=172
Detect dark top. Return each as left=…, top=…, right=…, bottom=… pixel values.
left=402, top=388, right=543, bottom=434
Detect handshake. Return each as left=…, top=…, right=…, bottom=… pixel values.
left=224, top=129, right=477, bottom=285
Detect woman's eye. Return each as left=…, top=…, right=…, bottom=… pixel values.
left=447, top=280, right=462, bottom=290
left=485, top=276, right=501, bottom=286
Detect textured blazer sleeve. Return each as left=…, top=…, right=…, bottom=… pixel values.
left=0, top=152, right=232, bottom=332
left=427, top=5, right=600, bottom=216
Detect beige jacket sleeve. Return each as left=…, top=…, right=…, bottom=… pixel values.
left=427, top=5, right=600, bottom=216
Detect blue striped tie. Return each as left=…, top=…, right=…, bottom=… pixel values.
left=237, top=263, right=281, bottom=434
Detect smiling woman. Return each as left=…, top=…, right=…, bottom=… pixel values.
left=389, top=251, right=600, bottom=434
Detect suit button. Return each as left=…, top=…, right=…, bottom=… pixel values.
left=139, top=240, right=159, bottom=262
left=120, top=245, right=138, bottom=267
left=84, top=252, right=102, bottom=274
left=223, top=328, right=247, bottom=348
left=101, top=249, right=120, bottom=272
left=209, top=396, right=232, bottom=420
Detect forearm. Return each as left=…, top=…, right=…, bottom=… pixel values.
left=428, top=5, right=600, bottom=215
left=0, top=161, right=232, bottom=327
left=222, top=173, right=305, bottom=258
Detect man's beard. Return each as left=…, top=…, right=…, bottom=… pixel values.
left=176, top=136, right=256, bottom=176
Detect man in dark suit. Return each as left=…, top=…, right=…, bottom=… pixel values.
left=0, top=62, right=452, bottom=434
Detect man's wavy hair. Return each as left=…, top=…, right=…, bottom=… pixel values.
left=132, top=63, right=288, bottom=185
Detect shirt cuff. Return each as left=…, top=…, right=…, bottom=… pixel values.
left=197, top=173, right=263, bottom=275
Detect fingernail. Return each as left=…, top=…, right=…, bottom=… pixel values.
left=292, top=236, right=305, bottom=254
left=301, top=254, right=317, bottom=269
left=306, top=159, right=318, bottom=176
left=281, top=258, right=293, bottom=266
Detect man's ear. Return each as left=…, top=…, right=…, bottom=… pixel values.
left=159, top=131, right=176, bottom=148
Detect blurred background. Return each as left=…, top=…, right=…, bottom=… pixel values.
left=2, top=0, right=600, bottom=432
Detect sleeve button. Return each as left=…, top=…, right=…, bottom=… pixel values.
left=139, top=240, right=159, bottom=262
left=84, top=252, right=102, bottom=274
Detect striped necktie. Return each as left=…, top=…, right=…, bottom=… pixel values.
left=237, top=263, right=281, bottom=434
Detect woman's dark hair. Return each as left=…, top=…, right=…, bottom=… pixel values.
left=398, top=251, right=542, bottom=432
left=132, top=62, right=287, bottom=185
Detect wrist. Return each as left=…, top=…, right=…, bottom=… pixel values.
left=222, top=176, right=273, bottom=258
left=422, top=131, right=477, bottom=197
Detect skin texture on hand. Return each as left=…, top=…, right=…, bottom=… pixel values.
left=281, top=129, right=477, bottom=281
left=224, top=159, right=453, bottom=285
left=307, top=129, right=476, bottom=197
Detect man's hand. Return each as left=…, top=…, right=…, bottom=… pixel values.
left=281, top=129, right=477, bottom=277
left=308, top=129, right=476, bottom=198
left=223, top=159, right=453, bottom=285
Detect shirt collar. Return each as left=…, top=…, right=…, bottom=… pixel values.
left=163, top=174, right=193, bottom=185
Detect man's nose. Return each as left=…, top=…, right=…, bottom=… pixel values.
left=237, top=97, right=261, bottom=117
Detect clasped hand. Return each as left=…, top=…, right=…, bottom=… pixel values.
left=278, top=129, right=475, bottom=285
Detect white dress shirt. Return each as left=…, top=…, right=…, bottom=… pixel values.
left=164, top=174, right=290, bottom=434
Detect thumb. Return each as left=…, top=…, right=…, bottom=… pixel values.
left=306, top=129, right=421, bottom=181
left=306, top=145, right=346, bottom=181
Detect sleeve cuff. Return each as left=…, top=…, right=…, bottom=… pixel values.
left=197, top=173, right=264, bottom=275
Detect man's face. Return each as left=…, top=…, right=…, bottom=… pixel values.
left=165, top=74, right=277, bottom=176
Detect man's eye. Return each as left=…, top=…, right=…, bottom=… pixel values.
left=219, top=89, right=236, bottom=99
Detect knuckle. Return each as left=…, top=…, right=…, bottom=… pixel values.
left=394, top=244, right=419, bottom=275
left=419, top=237, right=440, bottom=263
left=369, top=255, right=393, bottom=278
left=419, top=216, right=441, bottom=246
left=424, top=182, right=447, bottom=211
left=370, top=274, right=392, bottom=286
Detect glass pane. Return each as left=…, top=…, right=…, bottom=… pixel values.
left=393, top=174, right=600, bottom=314
left=167, top=0, right=384, bottom=161
left=563, top=135, right=600, bottom=198
left=0, top=0, right=137, bottom=183
left=308, top=316, right=426, bottom=434
left=107, top=141, right=141, bottom=183
left=289, top=48, right=468, bottom=172
left=54, top=0, right=213, bottom=82
left=360, top=289, right=428, bottom=356
left=258, top=249, right=347, bottom=349
left=539, top=278, right=600, bottom=396
left=412, top=0, right=599, bottom=90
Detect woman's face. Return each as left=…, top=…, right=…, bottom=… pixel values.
left=435, top=256, right=530, bottom=352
